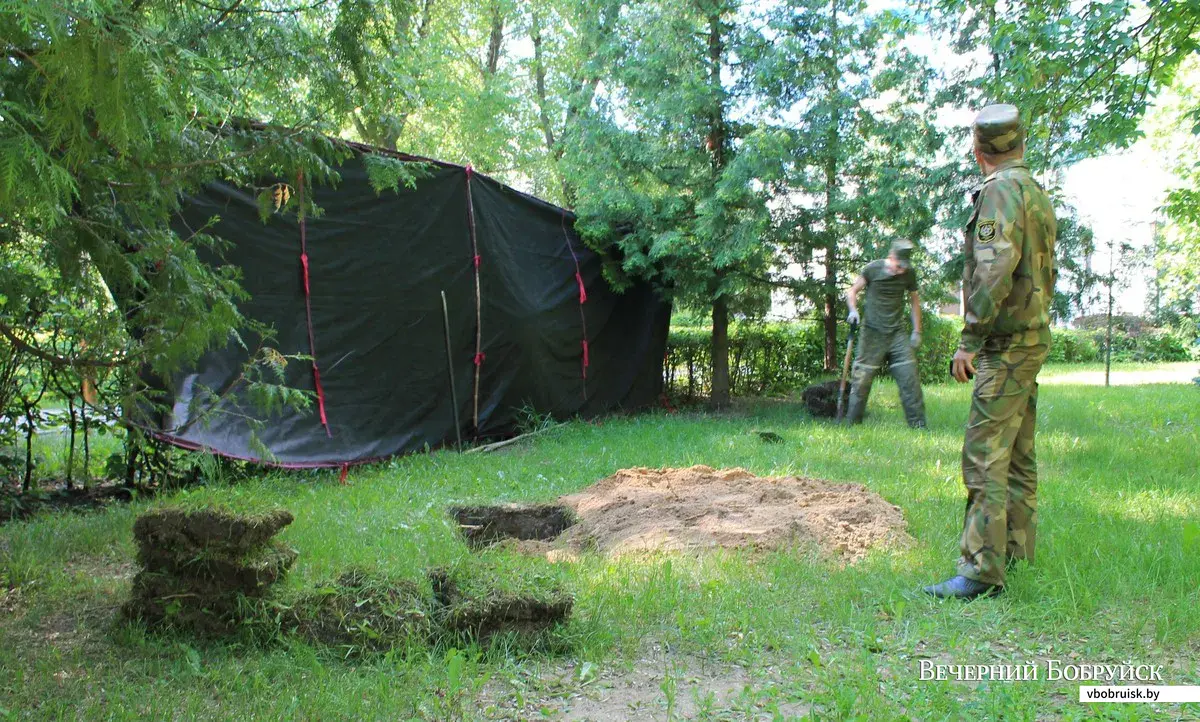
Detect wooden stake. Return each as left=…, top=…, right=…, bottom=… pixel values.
left=441, top=291, right=462, bottom=449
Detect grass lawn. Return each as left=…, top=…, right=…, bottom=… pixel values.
left=1, top=362, right=1197, bottom=720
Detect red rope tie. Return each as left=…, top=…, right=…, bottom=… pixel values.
left=575, top=271, right=587, bottom=305
left=300, top=253, right=310, bottom=295
left=338, top=463, right=349, bottom=485
left=465, top=163, right=474, bottom=178
left=581, top=340, right=590, bottom=379
left=474, top=352, right=486, bottom=367
left=473, top=254, right=481, bottom=269
left=311, top=362, right=330, bottom=435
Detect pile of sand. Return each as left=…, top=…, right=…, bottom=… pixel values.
left=552, top=465, right=909, bottom=560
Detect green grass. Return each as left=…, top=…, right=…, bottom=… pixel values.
left=2, top=423, right=124, bottom=489
left=1, top=363, right=1198, bottom=719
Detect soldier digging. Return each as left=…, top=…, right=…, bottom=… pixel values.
left=843, top=239, right=927, bottom=428
left=924, top=103, right=1057, bottom=600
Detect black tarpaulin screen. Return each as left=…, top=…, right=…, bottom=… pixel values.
left=155, top=150, right=670, bottom=466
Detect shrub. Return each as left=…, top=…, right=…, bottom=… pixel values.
left=1073, top=314, right=1147, bottom=334
left=916, top=313, right=961, bottom=381
left=663, top=315, right=1195, bottom=400
left=1046, top=329, right=1101, bottom=363
left=1115, top=328, right=1196, bottom=362
left=1054, top=326, right=1197, bottom=363
left=665, top=321, right=826, bottom=399
left=664, top=312, right=961, bottom=399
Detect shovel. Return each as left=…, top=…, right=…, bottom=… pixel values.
left=835, top=321, right=858, bottom=422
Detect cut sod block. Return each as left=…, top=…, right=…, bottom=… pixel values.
left=123, top=506, right=297, bottom=636
left=428, top=557, right=573, bottom=639
left=284, top=568, right=435, bottom=652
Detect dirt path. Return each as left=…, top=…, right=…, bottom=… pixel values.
left=476, top=644, right=811, bottom=721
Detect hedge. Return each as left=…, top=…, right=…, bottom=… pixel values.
left=664, top=313, right=960, bottom=399
left=1045, top=327, right=1199, bottom=363
left=664, top=317, right=1197, bottom=399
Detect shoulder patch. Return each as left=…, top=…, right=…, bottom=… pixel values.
left=977, top=220, right=997, bottom=243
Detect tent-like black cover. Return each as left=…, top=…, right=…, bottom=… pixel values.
left=155, top=148, right=670, bottom=466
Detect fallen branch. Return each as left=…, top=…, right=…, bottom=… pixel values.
left=464, top=422, right=567, bottom=454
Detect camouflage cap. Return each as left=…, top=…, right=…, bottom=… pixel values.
left=890, top=239, right=914, bottom=265
left=972, top=104, right=1024, bottom=154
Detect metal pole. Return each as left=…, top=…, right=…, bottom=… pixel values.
left=441, top=291, right=463, bottom=448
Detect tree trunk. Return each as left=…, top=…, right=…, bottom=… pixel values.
left=988, top=1, right=1001, bottom=86
left=531, top=12, right=555, bottom=155
left=706, top=10, right=726, bottom=170
left=705, top=9, right=732, bottom=409
left=484, top=1, right=505, bottom=76
left=82, top=404, right=90, bottom=490
left=711, top=293, right=731, bottom=409
left=23, top=407, right=34, bottom=492
left=822, top=0, right=841, bottom=372
left=530, top=7, right=573, bottom=202
left=65, top=400, right=76, bottom=489
left=554, top=3, right=621, bottom=206
left=149, top=438, right=164, bottom=487
left=823, top=270, right=838, bottom=371
left=1105, top=262, right=1114, bottom=388
left=124, top=430, right=139, bottom=488
left=120, top=366, right=139, bottom=488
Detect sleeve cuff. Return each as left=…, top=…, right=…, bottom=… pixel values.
left=958, top=332, right=985, bottom=354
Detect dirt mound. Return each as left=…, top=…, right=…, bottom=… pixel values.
left=556, top=466, right=908, bottom=560
left=801, top=380, right=850, bottom=419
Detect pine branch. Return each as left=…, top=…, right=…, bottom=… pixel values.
left=212, top=0, right=247, bottom=27
left=5, top=47, right=48, bottom=79
left=0, top=321, right=127, bottom=369
left=187, top=0, right=331, bottom=13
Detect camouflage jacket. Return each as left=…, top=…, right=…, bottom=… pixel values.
left=961, top=159, right=1057, bottom=353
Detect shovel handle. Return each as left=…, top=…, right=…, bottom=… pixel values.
left=835, top=322, right=857, bottom=421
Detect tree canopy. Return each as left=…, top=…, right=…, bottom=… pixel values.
left=2, top=0, right=1197, bottom=432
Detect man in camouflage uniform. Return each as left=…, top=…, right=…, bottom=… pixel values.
left=925, top=104, right=1057, bottom=600
left=843, top=239, right=927, bottom=428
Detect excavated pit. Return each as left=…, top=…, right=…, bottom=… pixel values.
left=450, top=504, right=577, bottom=548
left=456, top=466, right=910, bottom=561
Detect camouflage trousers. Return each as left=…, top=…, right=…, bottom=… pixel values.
left=844, top=326, right=926, bottom=428
left=957, top=335, right=1049, bottom=587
